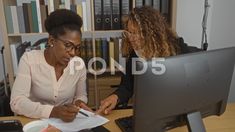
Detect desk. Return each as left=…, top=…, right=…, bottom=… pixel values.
left=1, top=103, right=235, bottom=132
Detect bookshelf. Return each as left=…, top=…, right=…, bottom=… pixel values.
left=0, top=0, right=177, bottom=109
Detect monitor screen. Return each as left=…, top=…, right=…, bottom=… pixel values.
left=133, top=47, right=235, bottom=132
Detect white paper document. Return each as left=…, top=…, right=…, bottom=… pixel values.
left=43, top=109, right=109, bottom=132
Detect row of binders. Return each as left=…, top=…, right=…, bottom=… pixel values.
left=94, top=0, right=170, bottom=30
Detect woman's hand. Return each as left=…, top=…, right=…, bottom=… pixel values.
left=50, top=104, right=79, bottom=122
left=96, top=94, right=118, bottom=115
left=75, top=100, right=93, bottom=112
left=41, top=125, right=61, bottom=132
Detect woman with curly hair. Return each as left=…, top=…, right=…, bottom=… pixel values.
left=10, top=9, right=92, bottom=122
left=97, top=6, right=201, bottom=115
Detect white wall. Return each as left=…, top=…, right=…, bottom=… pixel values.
left=209, top=0, right=235, bottom=102
left=0, top=31, right=4, bottom=81
left=209, top=0, right=235, bottom=49
left=176, top=0, right=210, bottom=47
left=176, top=0, right=235, bottom=102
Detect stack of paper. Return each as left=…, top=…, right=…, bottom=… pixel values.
left=43, top=109, right=109, bottom=132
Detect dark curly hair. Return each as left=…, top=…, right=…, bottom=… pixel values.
left=122, top=6, right=181, bottom=58
left=45, top=9, right=83, bottom=38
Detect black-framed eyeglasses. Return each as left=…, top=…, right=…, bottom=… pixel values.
left=57, top=38, right=82, bottom=52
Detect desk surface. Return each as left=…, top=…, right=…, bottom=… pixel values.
left=1, top=103, right=235, bottom=132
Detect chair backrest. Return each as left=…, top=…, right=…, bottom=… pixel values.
left=32, top=38, right=48, bottom=47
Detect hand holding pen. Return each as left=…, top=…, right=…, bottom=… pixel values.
left=50, top=104, right=80, bottom=122
left=74, top=100, right=93, bottom=113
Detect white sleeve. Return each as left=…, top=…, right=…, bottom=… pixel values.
left=10, top=53, right=53, bottom=119
left=73, top=66, right=88, bottom=104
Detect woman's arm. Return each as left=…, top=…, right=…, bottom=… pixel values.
left=113, top=54, right=135, bottom=105
left=73, top=66, right=88, bottom=104
left=73, top=66, right=93, bottom=111
left=10, top=53, right=53, bottom=119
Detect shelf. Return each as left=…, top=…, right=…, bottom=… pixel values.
left=93, top=30, right=124, bottom=33
left=8, top=33, right=48, bottom=36
left=7, top=30, right=123, bottom=38
left=93, top=30, right=123, bottom=38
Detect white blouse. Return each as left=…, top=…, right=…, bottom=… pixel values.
left=10, top=50, right=87, bottom=119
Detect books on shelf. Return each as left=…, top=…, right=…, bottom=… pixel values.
left=79, top=37, right=125, bottom=72
left=10, top=41, right=47, bottom=76
left=4, top=0, right=92, bottom=34
left=4, top=0, right=171, bottom=33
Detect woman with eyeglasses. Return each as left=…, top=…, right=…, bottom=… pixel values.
left=10, top=9, right=92, bottom=122
left=96, top=6, right=202, bottom=115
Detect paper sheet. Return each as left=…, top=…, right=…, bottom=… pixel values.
left=43, top=109, right=109, bottom=132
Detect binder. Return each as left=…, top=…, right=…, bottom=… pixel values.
left=101, top=38, right=109, bottom=67
left=4, top=6, right=14, bottom=33
left=70, top=4, right=77, bottom=13
left=16, top=6, right=26, bottom=33
left=135, top=0, right=144, bottom=7
left=113, top=37, right=119, bottom=62
left=103, top=0, right=112, bottom=30
left=86, top=38, right=93, bottom=65
left=10, top=6, right=19, bottom=33
left=95, top=38, right=102, bottom=69
left=144, top=0, right=152, bottom=6
left=35, top=0, right=43, bottom=33
left=26, top=3, right=34, bottom=33
left=161, top=0, right=170, bottom=20
left=40, top=5, right=48, bottom=32
left=31, top=1, right=39, bottom=33
left=22, top=3, right=30, bottom=33
left=82, top=0, right=88, bottom=31
left=111, top=0, right=121, bottom=30
left=109, top=39, right=115, bottom=71
left=85, top=0, right=92, bottom=31
left=94, top=0, right=103, bottom=30
left=121, top=0, right=130, bottom=29
left=53, top=0, right=60, bottom=10
left=80, top=39, right=88, bottom=66
left=153, top=0, right=161, bottom=11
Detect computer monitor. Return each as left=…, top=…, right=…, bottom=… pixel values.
left=133, top=47, right=235, bottom=132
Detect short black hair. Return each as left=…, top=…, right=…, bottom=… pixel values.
left=45, top=9, right=83, bottom=38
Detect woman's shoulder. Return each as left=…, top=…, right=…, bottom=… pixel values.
left=177, top=37, right=203, bottom=54
left=21, top=50, right=44, bottom=63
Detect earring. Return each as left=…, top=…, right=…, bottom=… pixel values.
left=46, top=44, right=54, bottom=48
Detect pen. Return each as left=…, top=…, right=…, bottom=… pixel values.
left=79, top=111, right=89, bottom=117
left=68, top=100, right=90, bottom=117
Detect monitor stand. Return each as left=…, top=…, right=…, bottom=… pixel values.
left=186, top=111, right=206, bottom=132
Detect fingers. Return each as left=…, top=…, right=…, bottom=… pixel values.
left=46, top=125, right=61, bottom=132
left=96, top=95, right=118, bottom=115
left=80, top=103, right=93, bottom=112
left=61, top=116, right=76, bottom=122
left=96, top=100, right=112, bottom=115
left=58, top=105, right=78, bottom=122
left=104, top=101, right=116, bottom=114
left=64, top=104, right=80, bottom=113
